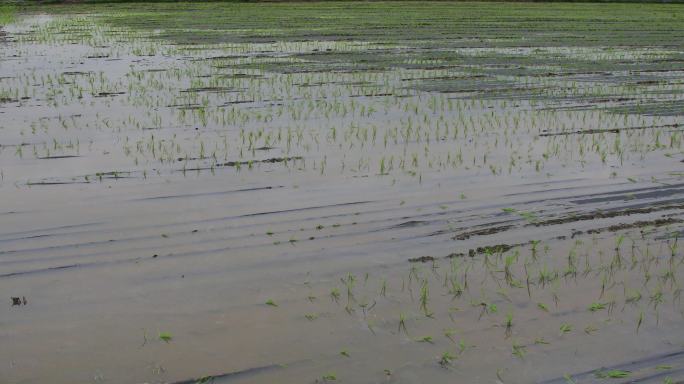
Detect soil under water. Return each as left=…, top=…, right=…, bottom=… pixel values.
left=1, top=3, right=684, bottom=383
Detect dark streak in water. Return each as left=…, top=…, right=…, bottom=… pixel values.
left=170, top=363, right=286, bottom=384
left=539, top=349, right=684, bottom=384
left=132, top=186, right=284, bottom=201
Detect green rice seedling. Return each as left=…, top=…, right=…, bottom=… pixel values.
left=398, top=313, right=408, bottom=335
left=345, top=304, right=355, bottom=315
left=668, top=237, right=678, bottom=259
left=340, top=350, right=350, bottom=358
left=439, top=351, right=456, bottom=368
left=504, top=253, right=517, bottom=286
left=408, top=265, right=420, bottom=286
left=650, top=288, right=664, bottom=310
left=538, top=265, right=557, bottom=287
left=358, top=299, right=375, bottom=316
left=512, top=342, right=526, bottom=359
left=444, top=329, right=457, bottom=343
left=343, top=274, right=357, bottom=305
left=158, top=332, right=173, bottom=343
left=477, top=301, right=498, bottom=319
left=330, top=288, right=341, bottom=303
left=419, top=279, right=431, bottom=317
left=531, top=240, right=541, bottom=258
left=321, top=373, right=337, bottom=381
left=417, top=336, right=434, bottom=344
left=379, top=278, right=387, bottom=297
left=559, top=323, right=572, bottom=335
left=457, top=339, right=470, bottom=355
left=265, top=299, right=278, bottom=307
left=448, top=277, right=464, bottom=298
left=367, top=319, right=376, bottom=335
left=504, top=312, right=513, bottom=338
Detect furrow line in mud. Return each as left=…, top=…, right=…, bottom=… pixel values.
left=2, top=191, right=682, bottom=270
left=540, top=349, right=684, bottom=384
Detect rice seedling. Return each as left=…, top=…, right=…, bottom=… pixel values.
left=559, top=323, right=572, bottom=335
left=398, top=313, right=408, bottom=335
left=265, top=299, right=278, bottom=307
left=444, top=328, right=457, bottom=343
left=158, top=332, right=173, bottom=343
left=330, top=288, right=341, bottom=303
left=379, top=278, right=387, bottom=297
left=511, top=342, right=526, bottom=359
left=417, top=336, right=434, bottom=344
left=504, top=312, right=513, bottom=338
left=419, top=279, right=432, bottom=317
left=439, top=351, right=456, bottom=368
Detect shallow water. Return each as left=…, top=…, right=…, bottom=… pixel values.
left=1, top=3, right=684, bottom=383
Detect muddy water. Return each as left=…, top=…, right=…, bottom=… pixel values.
left=1, top=5, right=684, bottom=384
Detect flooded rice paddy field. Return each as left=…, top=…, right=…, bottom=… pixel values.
left=1, top=2, right=684, bottom=383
